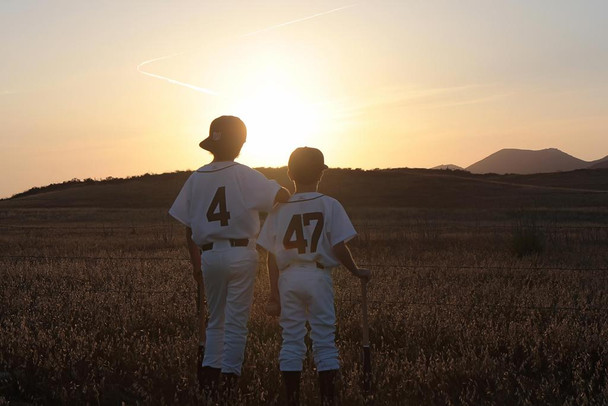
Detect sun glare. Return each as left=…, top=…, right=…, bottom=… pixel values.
left=235, top=84, right=322, bottom=168
left=190, top=37, right=332, bottom=168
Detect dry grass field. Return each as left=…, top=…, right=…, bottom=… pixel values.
left=1, top=203, right=608, bottom=405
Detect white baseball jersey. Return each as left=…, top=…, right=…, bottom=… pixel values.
left=169, top=162, right=281, bottom=246
left=257, top=192, right=357, bottom=270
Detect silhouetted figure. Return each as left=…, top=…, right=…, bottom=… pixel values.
left=169, top=116, right=289, bottom=400
left=258, top=147, right=371, bottom=405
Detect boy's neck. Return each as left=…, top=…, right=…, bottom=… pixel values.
left=294, top=182, right=318, bottom=194
left=212, top=158, right=235, bottom=163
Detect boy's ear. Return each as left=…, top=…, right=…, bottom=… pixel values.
left=287, top=169, right=294, bottom=182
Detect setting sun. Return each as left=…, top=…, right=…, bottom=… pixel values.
left=236, top=85, right=323, bottom=167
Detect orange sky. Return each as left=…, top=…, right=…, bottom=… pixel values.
left=1, top=1, right=607, bottom=198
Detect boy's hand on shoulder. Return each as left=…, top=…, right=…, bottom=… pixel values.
left=351, top=268, right=371, bottom=282
left=264, top=299, right=281, bottom=317
left=274, top=187, right=291, bottom=204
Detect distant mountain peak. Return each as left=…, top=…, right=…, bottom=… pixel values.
left=497, top=147, right=561, bottom=153
left=466, top=148, right=601, bottom=174
left=589, top=155, right=608, bottom=169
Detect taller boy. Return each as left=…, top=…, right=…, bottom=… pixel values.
left=169, top=116, right=289, bottom=392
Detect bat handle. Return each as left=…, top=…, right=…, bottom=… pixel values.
left=198, top=282, right=207, bottom=344
left=361, top=279, right=369, bottom=347
left=361, top=280, right=372, bottom=395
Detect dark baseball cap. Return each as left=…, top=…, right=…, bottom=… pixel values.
left=199, top=115, right=247, bottom=151
left=288, top=147, right=329, bottom=181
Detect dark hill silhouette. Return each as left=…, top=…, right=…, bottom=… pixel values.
left=589, top=156, right=608, bottom=169
left=466, top=148, right=591, bottom=174
left=2, top=167, right=607, bottom=210
left=431, top=164, right=464, bottom=171
left=590, top=161, right=608, bottom=169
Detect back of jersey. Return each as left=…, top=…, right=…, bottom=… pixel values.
left=258, top=192, right=357, bottom=271
left=169, top=162, right=280, bottom=246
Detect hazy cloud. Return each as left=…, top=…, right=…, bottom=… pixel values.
left=425, top=92, right=514, bottom=109
left=328, top=84, right=509, bottom=118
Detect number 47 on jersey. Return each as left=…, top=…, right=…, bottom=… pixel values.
left=283, top=212, right=324, bottom=254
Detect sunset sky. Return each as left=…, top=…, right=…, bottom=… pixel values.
left=1, top=0, right=607, bottom=198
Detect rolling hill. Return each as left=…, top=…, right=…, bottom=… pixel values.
left=431, top=164, right=464, bottom=170
left=2, top=167, right=607, bottom=210
left=466, top=148, right=593, bottom=174
left=589, top=156, right=608, bottom=169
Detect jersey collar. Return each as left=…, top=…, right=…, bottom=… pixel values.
left=197, top=161, right=239, bottom=172
left=289, top=192, right=323, bottom=202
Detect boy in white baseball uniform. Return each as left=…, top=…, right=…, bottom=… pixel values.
left=257, top=147, right=371, bottom=405
left=169, top=115, right=290, bottom=397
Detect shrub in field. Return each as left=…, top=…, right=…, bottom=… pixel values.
left=512, top=226, right=544, bottom=257
left=511, top=214, right=545, bottom=257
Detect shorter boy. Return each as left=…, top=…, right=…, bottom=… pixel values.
left=257, top=147, right=371, bottom=405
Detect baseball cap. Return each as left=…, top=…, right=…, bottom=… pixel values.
left=288, top=147, right=329, bottom=182
left=199, top=115, right=247, bottom=151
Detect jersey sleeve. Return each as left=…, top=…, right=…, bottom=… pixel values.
left=257, top=213, right=276, bottom=252
left=239, top=167, right=281, bottom=212
left=168, top=175, right=193, bottom=227
left=327, top=199, right=357, bottom=246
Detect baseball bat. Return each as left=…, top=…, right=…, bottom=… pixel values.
left=361, top=279, right=372, bottom=395
left=198, top=282, right=207, bottom=344
left=196, top=281, right=207, bottom=386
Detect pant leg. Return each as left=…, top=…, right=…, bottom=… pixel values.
left=201, top=251, right=227, bottom=369
left=279, top=271, right=309, bottom=372
left=221, top=248, right=258, bottom=375
left=308, top=272, right=339, bottom=372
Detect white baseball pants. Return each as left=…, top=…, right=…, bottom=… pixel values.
left=201, top=242, right=258, bottom=375
left=278, top=264, right=339, bottom=372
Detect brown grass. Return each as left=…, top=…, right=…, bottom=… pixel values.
left=1, top=207, right=608, bottom=404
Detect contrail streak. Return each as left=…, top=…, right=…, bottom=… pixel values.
left=137, top=53, right=220, bottom=96
left=241, top=4, right=356, bottom=37
left=137, top=4, right=356, bottom=94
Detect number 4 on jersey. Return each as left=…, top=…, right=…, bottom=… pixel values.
left=207, top=186, right=231, bottom=226
left=283, top=212, right=324, bottom=254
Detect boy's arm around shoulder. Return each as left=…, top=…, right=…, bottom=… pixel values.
left=240, top=166, right=290, bottom=211
left=332, top=241, right=371, bottom=282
